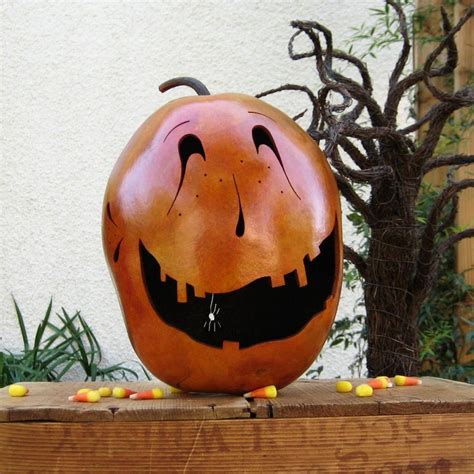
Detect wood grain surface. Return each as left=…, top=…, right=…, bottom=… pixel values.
left=252, top=377, right=474, bottom=419
left=0, top=378, right=473, bottom=422
left=0, top=378, right=473, bottom=472
left=0, top=381, right=250, bottom=422
left=0, top=414, right=472, bottom=472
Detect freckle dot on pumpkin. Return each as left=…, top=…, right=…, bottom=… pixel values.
left=240, top=160, right=244, bottom=163
left=178, top=213, right=182, bottom=216
left=258, top=180, right=261, bottom=183
left=219, top=178, right=223, bottom=182
left=281, top=190, right=284, bottom=194
left=196, top=194, right=198, bottom=198
left=268, top=166, right=271, bottom=169
left=204, top=173, right=207, bottom=177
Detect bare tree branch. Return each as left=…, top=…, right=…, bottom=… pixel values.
left=387, top=0, right=411, bottom=91
left=398, top=100, right=455, bottom=135
left=436, top=194, right=458, bottom=236
left=337, top=136, right=371, bottom=169
left=344, top=244, right=368, bottom=279
left=438, top=228, right=474, bottom=255
left=258, top=0, right=474, bottom=376
left=292, top=109, right=307, bottom=121
left=334, top=173, right=372, bottom=222
left=256, top=84, right=320, bottom=131
left=413, top=99, right=472, bottom=163
left=385, top=5, right=460, bottom=126
left=423, top=154, right=474, bottom=174
left=423, top=6, right=473, bottom=103
left=413, top=179, right=474, bottom=295
left=326, top=144, right=393, bottom=183
left=289, top=20, right=387, bottom=127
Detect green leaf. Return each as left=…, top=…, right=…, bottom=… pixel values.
left=12, top=297, right=29, bottom=352
left=31, top=298, right=53, bottom=368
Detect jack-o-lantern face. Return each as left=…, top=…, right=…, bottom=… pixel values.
left=103, top=78, right=343, bottom=394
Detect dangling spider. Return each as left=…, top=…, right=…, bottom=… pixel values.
left=203, top=294, right=221, bottom=332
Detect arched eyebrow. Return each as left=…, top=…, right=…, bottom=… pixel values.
left=248, top=111, right=276, bottom=123
left=163, top=120, right=190, bottom=142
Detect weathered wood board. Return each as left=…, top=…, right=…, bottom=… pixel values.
left=0, top=378, right=473, bottom=472
left=251, top=377, right=474, bottom=418
left=0, top=381, right=251, bottom=422
left=1, top=377, right=472, bottom=422
left=1, top=414, right=472, bottom=472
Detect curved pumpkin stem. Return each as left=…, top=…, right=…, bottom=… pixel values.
left=159, top=77, right=210, bottom=96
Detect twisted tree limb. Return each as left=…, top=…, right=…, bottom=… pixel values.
left=423, top=154, right=474, bottom=174
left=344, top=245, right=368, bottom=279
left=259, top=1, right=474, bottom=376
left=413, top=179, right=474, bottom=296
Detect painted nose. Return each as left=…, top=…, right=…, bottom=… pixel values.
left=232, top=174, right=245, bottom=237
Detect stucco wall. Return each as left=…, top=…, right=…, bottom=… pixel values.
left=1, top=0, right=405, bottom=380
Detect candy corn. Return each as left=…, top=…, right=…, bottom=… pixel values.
left=8, top=384, right=29, bottom=397
left=355, top=384, right=373, bottom=397
left=243, top=385, right=277, bottom=399
left=336, top=381, right=353, bottom=393
left=130, top=388, right=164, bottom=400
left=77, top=388, right=92, bottom=394
left=112, top=387, right=136, bottom=399
left=394, top=375, right=422, bottom=386
left=98, top=387, right=112, bottom=397
left=376, top=376, right=391, bottom=384
left=68, top=390, right=101, bottom=403
left=368, top=378, right=392, bottom=389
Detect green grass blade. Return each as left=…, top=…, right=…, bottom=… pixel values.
left=141, top=364, right=152, bottom=380
left=60, top=309, right=90, bottom=373
left=0, top=352, right=6, bottom=387
left=12, top=297, right=29, bottom=352
left=77, top=313, right=102, bottom=366
left=54, top=359, right=78, bottom=380
left=32, top=298, right=53, bottom=367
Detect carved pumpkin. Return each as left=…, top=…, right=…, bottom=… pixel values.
left=103, top=77, right=343, bottom=394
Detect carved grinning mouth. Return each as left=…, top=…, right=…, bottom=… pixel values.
left=139, top=223, right=337, bottom=349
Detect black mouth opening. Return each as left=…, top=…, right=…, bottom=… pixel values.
left=139, top=225, right=337, bottom=349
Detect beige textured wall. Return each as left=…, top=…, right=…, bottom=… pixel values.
left=1, top=0, right=406, bottom=379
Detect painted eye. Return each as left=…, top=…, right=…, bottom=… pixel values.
left=252, top=125, right=280, bottom=157
left=179, top=134, right=205, bottom=162
left=167, top=134, right=206, bottom=215
left=252, top=125, right=301, bottom=200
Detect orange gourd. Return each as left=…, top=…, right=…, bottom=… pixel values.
left=103, top=77, right=343, bottom=394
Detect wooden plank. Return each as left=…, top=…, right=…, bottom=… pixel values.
left=250, top=377, right=474, bottom=418
left=250, top=379, right=380, bottom=419
left=378, top=376, right=474, bottom=415
left=1, top=379, right=473, bottom=422
left=0, top=414, right=472, bottom=472
left=454, top=0, right=474, bottom=366
left=112, top=392, right=251, bottom=422
left=0, top=382, right=113, bottom=423
left=0, top=382, right=250, bottom=422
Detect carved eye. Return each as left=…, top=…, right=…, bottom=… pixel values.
left=252, top=125, right=280, bottom=157
left=179, top=134, right=205, bottom=162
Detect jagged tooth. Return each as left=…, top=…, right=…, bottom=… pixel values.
left=177, top=281, right=187, bottom=303
left=160, top=268, right=167, bottom=282
left=194, top=286, right=206, bottom=298
left=309, top=247, right=320, bottom=261
left=271, top=275, right=286, bottom=288
left=296, top=263, right=308, bottom=287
